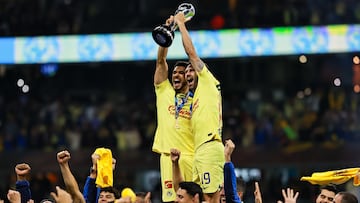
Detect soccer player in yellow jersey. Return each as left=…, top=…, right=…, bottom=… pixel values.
left=174, top=12, right=225, bottom=203
left=152, top=16, right=195, bottom=203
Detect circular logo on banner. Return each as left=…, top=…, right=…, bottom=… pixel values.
left=78, top=35, right=113, bottom=62
left=291, top=27, right=328, bottom=54
left=346, top=25, right=360, bottom=51
left=131, top=33, right=156, bottom=60
left=190, top=31, right=220, bottom=58
left=237, top=29, right=274, bottom=56
left=23, top=37, right=59, bottom=63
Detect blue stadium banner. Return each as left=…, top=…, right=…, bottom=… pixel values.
left=0, top=24, right=359, bottom=64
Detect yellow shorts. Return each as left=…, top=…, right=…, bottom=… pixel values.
left=193, top=141, right=225, bottom=194
left=160, top=153, right=194, bottom=202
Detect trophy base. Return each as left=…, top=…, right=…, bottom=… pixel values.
left=152, top=25, right=175, bottom=47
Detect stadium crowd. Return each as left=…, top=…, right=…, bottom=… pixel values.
left=1, top=74, right=359, bottom=152
left=1, top=0, right=360, bottom=36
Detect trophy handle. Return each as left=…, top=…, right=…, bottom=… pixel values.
left=168, top=21, right=177, bottom=32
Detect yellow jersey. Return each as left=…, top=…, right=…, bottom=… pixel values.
left=152, top=80, right=194, bottom=155
left=192, top=65, right=222, bottom=150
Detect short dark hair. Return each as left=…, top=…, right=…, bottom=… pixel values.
left=337, top=192, right=358, bottom=203
left=236, top=177, right=246, bottom=193
left=100, top=187, right=120, bottom=199
left=179, top=181, right=203, bottom=202
left=320, top=184, right=338, bottom=194
left=174, top=61, right=190, bottom=69
left=135, top=192, right=147, bottom=203
left=135, top=192, right=147, bottom=198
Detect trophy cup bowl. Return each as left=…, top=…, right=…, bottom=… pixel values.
left=152, top=3, right=195, bottom=47
left=152, top=24, right=175, bottom=48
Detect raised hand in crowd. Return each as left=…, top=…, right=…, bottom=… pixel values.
left=57, top=150, right=71, bottom=165
left=90, top=150, right=117, bottom=178
left=170, top=148, right=181, bottom=163
left=50, top=186, right=73, bottom=203
left=7, top=189, right=21, bottom=203
left=90, top=153, right=100, bottom=179
left=254, top=182, right=262, bottom=203
left=15, top=163, right=31, bottom=181
left=224, top=139, right=235, bottom=163
left=277, top=188, right=299, bottom=203
left=142, top=192, right=152, bottom=203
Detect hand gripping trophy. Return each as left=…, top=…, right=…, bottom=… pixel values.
left=152, top=3, right=195, bottom=47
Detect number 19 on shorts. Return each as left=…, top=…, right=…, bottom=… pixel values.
left=202, top=172, right=211, bottom=184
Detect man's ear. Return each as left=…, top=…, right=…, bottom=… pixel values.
left=237, top=191, right=243, bottom=199
left=193, top=193, right=199, bottom=203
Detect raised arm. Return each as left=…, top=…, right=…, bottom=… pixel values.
left=83, top=153, right=100, bottom=203
left=154, top=16, right=174, bottom=85
left=223, top=140, right=242, bottom=203
left=57, top=150, right=85, bottom=203
left=154, top=46, right=169, bottom=85
left=254, top=182, right=263, bottom=203
left=170, top=148, right=183, bottom=192
left=174, top=12, right=204, bottom=73
left=15, top=163, right=31, bottom=203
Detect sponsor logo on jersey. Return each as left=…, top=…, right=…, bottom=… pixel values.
left=165, top=180, right=173, bottom=189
